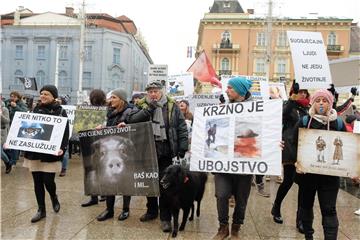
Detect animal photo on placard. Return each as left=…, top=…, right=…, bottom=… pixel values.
left=204, top=118, right=229, bottom=158
left=17, top=121, right=54, bottom=141
left=234, top=117, right=262, bottom=159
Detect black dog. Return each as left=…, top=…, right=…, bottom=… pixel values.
left=160, top=165, right=208, bottom=238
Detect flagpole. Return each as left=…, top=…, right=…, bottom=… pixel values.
left=54, top=44, right=60, bottom=88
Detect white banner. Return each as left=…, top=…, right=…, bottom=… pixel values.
left=297, top=128, right=360, bottom=177
left=167, top=72, right=194, bottom=98
left=188, top=94, right=221, bottom=114
left=190, top=100, right=282, bottom=175
left=287, top=31, right=332, bottom=89
left=5, top=112, right=67, bottom=155
left=61, top=105, right=76, bottom=138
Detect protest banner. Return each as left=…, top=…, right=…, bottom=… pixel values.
left=297, top=128, right=360, bottom=177
left=148, top=64, right=168, bottom=87
left=61, top=105, right=76, bottom=137
left=167, top=72, right=194, bottom=98
left=287, top=31, right=332, bottom=89
left=354, top=121, right=360, bottom=134
left=190, top=99, right=282, bottom=175
left=73, top=105, right=107, bottom=134
left=5, top=112, right=67, bottom=155
left=221, top=75, right=269, bottom=101
left=79, top=122, right=159, bottom=196
left=188, top=94, right=221, bottom=114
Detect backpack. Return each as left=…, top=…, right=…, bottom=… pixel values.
left=302, top=115, right=344, bottom=130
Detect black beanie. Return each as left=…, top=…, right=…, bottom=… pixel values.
left=40, top=85, right=58, bottom=99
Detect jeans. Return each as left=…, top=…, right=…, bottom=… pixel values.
left=215, top=173, right=252, bottom=225
left=5, top=149, right=19, bottom=165
left=61, top=149, right=69, bottom=170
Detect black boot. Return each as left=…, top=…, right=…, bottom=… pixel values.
left=118, top=209, right=130, bottom=221
left=271, top=203, right=283, bottom=224
left=322, top=215, right=339, bottom=240
left=51, top=195, right=60, bottom=213
left=5, top=162, right=12, bottom=174
left=300, top=208, right=314, bottom=239
left=296, top=210, right=304, bottom=234
left=31, top=207, right=46, bottom=223
left=97, top=209, right=114, bottom=221
left=81, top=196, right=98, bottom=207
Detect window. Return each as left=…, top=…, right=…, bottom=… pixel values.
left=84, top=46, right=92, bottom=61
left=221, top=58, right=230, bottom=70
left=222, top=31, right=231, bottom=42
left=223, top=1, right=230, bottom=8
left=36, top=70, right=45, bottom=87
left=255, top=59, right=265, bottom=73
left=14, top=70, right=23, bottom=85
left=112, top=73, right=121, bottom=88
left=83, top=72, right=91, bottom=89
left=15, top=45, right=23, bottom=59
left=328, top=32, right=336, bottom=45
left=256, top=32, right=266, bottom=46
left=277, top=32, right=288, bottom=47
left=37, top=45, right=45, bottom=58
left=59, top=71, right=67, bottom=86
left=113, top=48, right=120, bottom=65
left=59, top=46, right=68, bottom=59
left=277, top=59, right=286, bottom=74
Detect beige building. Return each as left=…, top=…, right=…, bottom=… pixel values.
left=196, top=0, right=358, bottom=85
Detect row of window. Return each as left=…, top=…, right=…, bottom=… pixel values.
left=220, top=57, right=287, bottom=74
left=14, top=45, right=122, bottom=65
left=221, top=30, right=338, bottom=46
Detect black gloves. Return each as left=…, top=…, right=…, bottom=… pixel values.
left=292, top=80, right=299, bottom=94
left=219, top=94, right=226, bottom=104
left=351, top=87, right=358, bottom=96
left=178, top=151, right=186, bottom=159
left=148, top=101, right=158, bottom=112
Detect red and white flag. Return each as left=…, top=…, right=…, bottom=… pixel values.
left=187, top=50, right=221, bottom=88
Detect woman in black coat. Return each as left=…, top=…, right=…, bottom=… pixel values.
left=22, top=85, right=69, bottom=223
left=295, top=89, right=346, bottom=240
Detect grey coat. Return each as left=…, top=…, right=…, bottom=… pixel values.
left=1, top=102, right=10, bottom=145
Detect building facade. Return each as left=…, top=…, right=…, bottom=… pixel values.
left=196, top=0, right=356, bottom=86
left=1, top=7, right=152, bottom=103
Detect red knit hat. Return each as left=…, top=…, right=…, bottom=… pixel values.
left=310, top=89, right=334, bottom=106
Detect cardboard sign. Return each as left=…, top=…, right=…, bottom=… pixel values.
left=188, top=94, right=221, bottom=114
left=148, top=64, right=168, bottom=87
left=167, top=72, right=194, bottom=98
left=61, top=105, right=76, bottom=138
left=297, top=128, right=360, bottom=177
left=73, top=106, right=108, bottom=134
left=79, top=122, right=159, bottom=196
left=5, top=112, right=67, bottom=154
left=190, top=100, right=282, bottom=175
left=287, top=31, right=332, bottom=89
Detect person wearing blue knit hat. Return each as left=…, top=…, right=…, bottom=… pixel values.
left=226, top=76, right=252, bottom=102
left=213, top=76, right=256, bottom=239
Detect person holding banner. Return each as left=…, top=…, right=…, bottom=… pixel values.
left=271, top=81, right=310, bottom=233
left=1, top=100, right=11, bottom=173
left=96, top=88, right=136, bottom=222
left=22, top=85, right=69, bottom=223
left=129, top=81, right=188, bottom=233
left=212, top=76, right=254, bottom=240
left=295, top=89, right=346, bottom=240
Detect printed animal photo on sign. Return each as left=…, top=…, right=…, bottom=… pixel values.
left=234, top=117, right=262, bottom=159
left=17, top=121, right=53, bottom=141
left=204, top=118, right=229, bottom=158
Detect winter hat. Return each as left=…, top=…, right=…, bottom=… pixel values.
left=40, top=85, right=58, bottom=99
left=111, top=88, right=128, bottom=102
left=145, top=81, right=163, bottom=91
left=228, top=76, right=252, bottom=97
left=310, top=89, right=334, bottom=106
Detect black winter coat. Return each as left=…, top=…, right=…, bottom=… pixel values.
left=24, top=102, right=69, bottom=162
left=106, top=104, right=134, bottom=127
left=282, top=100, right=309, bottom=165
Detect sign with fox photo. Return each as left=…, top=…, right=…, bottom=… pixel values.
left=190, top=99, right=282, bottom=175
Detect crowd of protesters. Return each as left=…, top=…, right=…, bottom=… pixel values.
left=1, top=77, right=359, bottom=240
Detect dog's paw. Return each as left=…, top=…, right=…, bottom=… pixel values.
left=171, top=231, right=178, bottom=238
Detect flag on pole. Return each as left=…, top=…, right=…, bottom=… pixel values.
left=187, top=46, right=193, bottom=58
left=18, top=77, right=38, bottom=91
left=187, top=50, right=221, bottom=88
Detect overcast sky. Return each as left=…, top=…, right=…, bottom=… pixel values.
left=2, top=0, right=359, bottom=74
